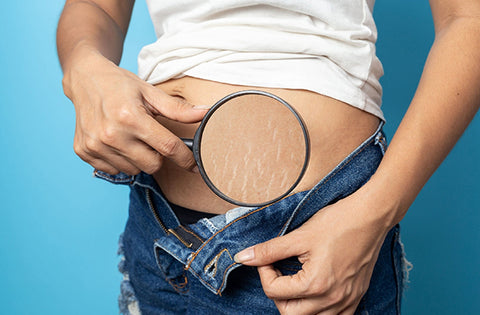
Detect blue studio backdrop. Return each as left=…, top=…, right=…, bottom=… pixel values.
left=1, top=1, right=478, bottom=314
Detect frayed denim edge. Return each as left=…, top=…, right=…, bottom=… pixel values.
left=118, top=233, right=142, bottom=315
left=398, top=235, right=413, bottom=291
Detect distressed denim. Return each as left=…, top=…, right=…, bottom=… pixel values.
left=95, top=124, right=407, bottom=314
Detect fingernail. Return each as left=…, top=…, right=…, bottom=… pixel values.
left=234, top=247, right=255, bottom=263
left=192, top=166, right=200, bottom=173
left=192, top=105, right=211, bottom=110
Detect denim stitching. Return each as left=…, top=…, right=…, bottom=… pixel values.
left=189, top=266, right=220, bottom=293
left=158, top=127, right=384, bottom=294
left=185, top=195, right=291, bottom=269
left=170, top=277, right=188, bottom=288
left=277, top=136, right=376, bottom=237
left=278, top=127, right=384, bottom=237
left=185, top=131, right=381, bottom=294
left=154, top=248, right=172, bottom=278
left=185, top=204, right=266, bottom=268
left=171, top=278, right=188, bottom=289
left=154, top=245, right=190, bottom=294
left=167, top=274, right=190, bottom=294
left=217, top=262, right=238, bottom=295
left=171, top=274, right=188, bottom=288
left=154, top=243, right=189, bottom=274
left=187, top=260, right=239, bottom=296
left=204, top=249, right=233, bottom=278
left=153, top=240, right=194, bottom=291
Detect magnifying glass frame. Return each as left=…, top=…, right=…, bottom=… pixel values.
left=182, top=90, right=310, bottom=208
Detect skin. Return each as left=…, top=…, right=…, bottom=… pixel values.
left=235, top=1, right=480, bottom=314
left=57, top=0, right=480, bottom=314
left=57, top=0, right=206, bottom=175
left=151, top=79, right=380, bottom=212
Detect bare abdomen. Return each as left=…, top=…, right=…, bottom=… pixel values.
left=153, top=77, right=380, bottom=213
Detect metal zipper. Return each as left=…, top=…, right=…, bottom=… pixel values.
left=145, top=188, right=169, bottom=235
left=145, top=188, right=193, bottom=248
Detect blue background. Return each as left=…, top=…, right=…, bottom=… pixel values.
left=0, top=1, right=478, bottom=314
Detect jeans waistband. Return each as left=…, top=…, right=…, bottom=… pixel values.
left=95, top=122, right=387, bottom=295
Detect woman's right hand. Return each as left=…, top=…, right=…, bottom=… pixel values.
left=62, top=47, right=207, bottom=175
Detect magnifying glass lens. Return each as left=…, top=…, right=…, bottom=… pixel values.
left=197, top=92, right=308, bottom=206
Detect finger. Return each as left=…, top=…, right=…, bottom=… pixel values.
left=74, top=143, right=121, bottom=175
left=112, top=141, right=164, bottom=174
left=234, top=232, right=305, bottom=266
left=137, top=114, right=197, bottom=170
left=258, top=265, right=313, bottom=300
left=276, top=298, right=339, bottom=315
left=275, top=296, right=341, bottom=315
left=273, top=298, right=303, bottom=315
left=274, top=287, right=358, bottom=315
left=80, top=146, right=141, bottom=175
left=141, top=84, right=208, bottom=123
left=78, top=141, right=141, bottom=175
left=88, top=159, right=120, bottom=175
left=95, top=150, right=141, bottom=175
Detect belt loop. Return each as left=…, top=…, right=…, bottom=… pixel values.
left=374, top=121, right=387, bottom=155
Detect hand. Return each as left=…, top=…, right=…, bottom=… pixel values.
left=234, top=190, right=392, bottom=315
left=62, top=48, right=207, bottom=175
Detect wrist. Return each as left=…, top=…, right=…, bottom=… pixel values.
left=357, top=172, right=410, bottom=230
left=61, top=43, right=113, bottom=99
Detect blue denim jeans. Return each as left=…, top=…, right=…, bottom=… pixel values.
left=95, top=124, right=407, bottom=314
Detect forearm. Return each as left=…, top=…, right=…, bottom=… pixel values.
left=365, top=17, right=480, bottom=228
left=56, top=0, right=134, bottom=74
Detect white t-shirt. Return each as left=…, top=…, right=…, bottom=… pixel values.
left=138, top=0, right=384, bottom=120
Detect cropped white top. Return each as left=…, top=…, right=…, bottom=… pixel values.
left=138, top=0, right=384, bottom=120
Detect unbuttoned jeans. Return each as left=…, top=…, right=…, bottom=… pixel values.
left=95, top=124, right=407, bottom=314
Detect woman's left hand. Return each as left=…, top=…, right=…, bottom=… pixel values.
left=234, top=189, right=393, bottom=315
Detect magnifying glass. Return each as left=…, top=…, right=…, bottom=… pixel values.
left=182, top=90, right=310, bottom=207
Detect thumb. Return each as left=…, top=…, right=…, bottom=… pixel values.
left=141, top=84, right=209, bottom=123
left=234, top=232, right=303, bottom=266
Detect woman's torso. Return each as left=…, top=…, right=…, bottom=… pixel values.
left=153, top=77, right=380, bottom=213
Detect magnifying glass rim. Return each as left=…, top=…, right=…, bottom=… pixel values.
left=192, top=89, right=310, bottom=208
